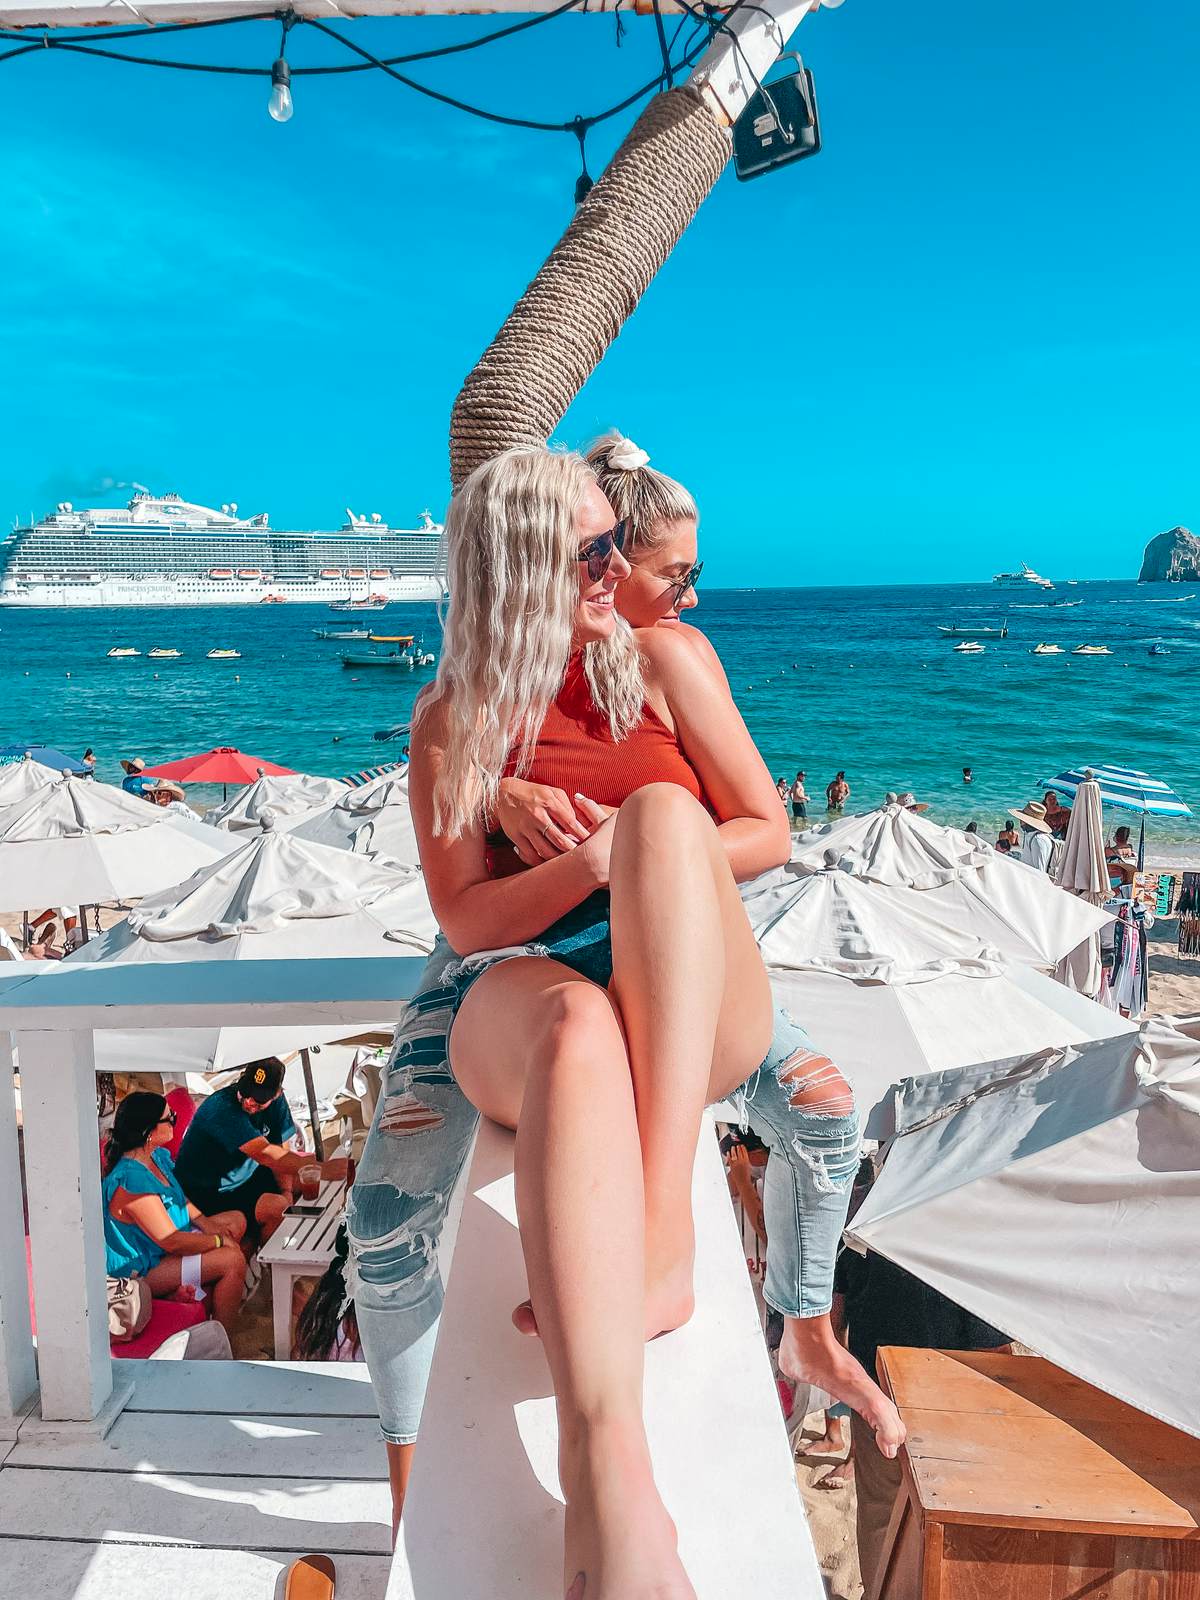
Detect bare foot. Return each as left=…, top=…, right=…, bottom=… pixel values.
left=813, top=1457, right=855, bottom=1491
left=797, top=1413, right=850, bottom=1458
left=778, top=1315, right=906, bottom=1459
left=560, top=1419, right=696, bottom=1600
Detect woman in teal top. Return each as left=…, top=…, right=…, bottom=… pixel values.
left=102, top=1092, right=252, bottom=1333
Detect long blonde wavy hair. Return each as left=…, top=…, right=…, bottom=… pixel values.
left=421, top=445, right=646, bottom=838
left=585, top=431, right=698, bottom=555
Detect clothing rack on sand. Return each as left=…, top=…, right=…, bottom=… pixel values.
left=398, top=4, right=830, bottom=1598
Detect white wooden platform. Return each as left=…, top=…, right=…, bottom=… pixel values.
left=389, top=1120, right=824, bottom=1600
left=0, top=1360, right=392, bottom=1599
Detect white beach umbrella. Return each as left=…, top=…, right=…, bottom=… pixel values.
left=65, top=815, right=436, bottom=1075
left=791, top=803, right=994, bottom=888
left=744, top=854, right=1110, bottom=972
left=203, top=771, right=350, bottom=832
left=0, top=773, right=235, bottom=911
left=286, top=772, right=419, bottom=867
left=846, top=1019, right=1200, bottom=1438
left=0, top=755, right=62, bottom=818
left=1053, top=773, right=1108, bottom=993
left=769, top=961, right=1131, bottom=1140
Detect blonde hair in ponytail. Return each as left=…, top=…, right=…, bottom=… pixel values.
left=420, top=445, right=645, bottom=839
left=585, top=431, right=698, bottom=556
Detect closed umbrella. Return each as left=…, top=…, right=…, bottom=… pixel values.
left=66, top=814, right=436, bottom=1079
left=1053, top=771, right=1107, bottom=995
left=287, top=771, right=419, bottom=868
left=846, top=1019, right=1200, bottom=1438
left=143, top=745, right=296, bottom=802
left=1039, top=762, right=1193, bottom=871
left=0, top=774, right=234, bottom=913
left=205, top=772, right=349, bottom=833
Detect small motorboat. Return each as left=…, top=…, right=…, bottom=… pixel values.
left=206, top=648, right=241, bottom=660
left=1049, top=599, right=1082, bottom=608
left=312, top=628, right=371, bottom=640
left=1072, top=644, right=1112, bottom=656
left=937, top=622, right=1008, bottom=637
left=953, top=640, right=986, bottom=654
left=1148, top=644, right=1171, bottom=656
left=148, top=648, right=182, bottom=659
left=1031, top=643, right=1063, bottom=655
left=106, top=647, right=140, bottom=658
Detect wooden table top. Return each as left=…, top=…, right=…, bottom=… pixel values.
left=877, top=1347, right=1200, bottom=1538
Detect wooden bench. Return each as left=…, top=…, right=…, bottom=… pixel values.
left=258, top=1178, right=347, bottom=1359
left=873, top=1347, right=1200, bottom=1600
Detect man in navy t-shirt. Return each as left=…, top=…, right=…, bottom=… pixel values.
left=175, top=1058, right=343, bottom=1243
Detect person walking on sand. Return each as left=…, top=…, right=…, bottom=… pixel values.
left=826, top=771, right=850, bottom=813
left=790, top=770, right=809, bottom=825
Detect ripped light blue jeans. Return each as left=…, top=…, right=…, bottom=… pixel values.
left=347, top=936, right=859, bottom=1444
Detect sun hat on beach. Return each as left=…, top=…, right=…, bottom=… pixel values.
left=120, top=757, right=146, bottom=774
left=154, top=780, right=187, bottom=801
left=1008, top=800, right=1052, bottom=833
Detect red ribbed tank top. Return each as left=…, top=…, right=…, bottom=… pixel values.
left=489, top=654, right=706, bottom=874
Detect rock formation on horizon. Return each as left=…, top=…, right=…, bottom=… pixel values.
left=1139, top=526, right=1200, bottom=583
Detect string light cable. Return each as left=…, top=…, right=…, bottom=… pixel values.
left=0, top=0, right=754, bottom=152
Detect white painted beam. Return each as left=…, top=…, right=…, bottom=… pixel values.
left=0, top=1034, right=37, bottom=1432
left=690, top=0, right=817, bottom=126
left=0, top=954, right=426, bottom=1032
left=20, top=1029, right=117, bottom=1425
left=389, top=1120, right=824, bottom=1599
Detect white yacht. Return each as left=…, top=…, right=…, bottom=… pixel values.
left=992, top=562, right=1054, bottom=590
left=1, top=492, right=446, bottom=608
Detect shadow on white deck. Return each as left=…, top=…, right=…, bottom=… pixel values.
left=0, top=1360, right=392, bottom=1599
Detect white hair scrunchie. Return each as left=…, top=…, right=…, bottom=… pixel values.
left=608, top=437, right=650, bottom=471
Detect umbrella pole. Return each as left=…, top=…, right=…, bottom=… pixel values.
left=1137, top=816, right=1146, bottom=874
left=300, top=1047, right=324, bottom=1161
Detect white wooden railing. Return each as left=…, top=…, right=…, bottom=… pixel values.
left=0, top=955, right=425, bottom=1435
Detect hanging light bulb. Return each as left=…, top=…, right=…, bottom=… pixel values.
left=269, top=56, right=293, bottom=123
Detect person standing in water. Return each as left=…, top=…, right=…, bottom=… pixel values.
left=826, top=771, right=850, bottom=813
left=790, top=770, right=809, bottom=825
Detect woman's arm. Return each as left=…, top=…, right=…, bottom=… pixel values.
left=116, top=1191, right=227, bottom=1256
left=639, top=628, right=791, bottom=880
left=410, top=693, right=607, bottom=954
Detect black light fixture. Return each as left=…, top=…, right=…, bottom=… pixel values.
left=733, top=53, right=821, bottom=183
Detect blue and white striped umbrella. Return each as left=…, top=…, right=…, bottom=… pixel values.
left=1038, top=764, right=1192, bottom=819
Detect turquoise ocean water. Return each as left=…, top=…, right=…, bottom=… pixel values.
left=2, top=579, right=1197, bottom=860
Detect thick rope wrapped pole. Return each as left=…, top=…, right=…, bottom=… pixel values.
left=449, top=84, right=730, bottom=487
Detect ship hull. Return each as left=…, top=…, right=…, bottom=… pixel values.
left=0, top=576, right=446, bottom=608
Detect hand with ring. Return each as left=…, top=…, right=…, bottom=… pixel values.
left=495, top=779, right=605, bottom=863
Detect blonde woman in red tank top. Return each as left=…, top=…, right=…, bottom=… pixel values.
left=410, top=445, right=789, bottom=1600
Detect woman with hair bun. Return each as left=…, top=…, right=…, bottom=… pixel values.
left=103, top=1090, right=248, bottom=1332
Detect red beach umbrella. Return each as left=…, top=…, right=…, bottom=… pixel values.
left=143, top=746, right=296, bottom=801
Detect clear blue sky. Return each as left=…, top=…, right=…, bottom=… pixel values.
left=2, top=0, right=1197, bottom=586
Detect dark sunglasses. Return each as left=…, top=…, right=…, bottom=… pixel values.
left=665, top=560, right=703, bottom=607
left=157, top=1110, right=178, bottom=1128
left=576, top=519, right=630, bottom=583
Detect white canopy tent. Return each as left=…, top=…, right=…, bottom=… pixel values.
left=847, top=1019, right=1200, bottom=1439
left=286, top=771, right=420, bottom=867
left=203, top=771, right=349, bottom=833
left=769, top=963, right=1132, bottom=1140
left=65, top=817, right=436, bottom=1075
left=0, top=773, right=235, bottom=911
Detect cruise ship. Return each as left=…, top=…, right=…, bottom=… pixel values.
left=992, top=562, right=1054, bottom=590
left=0, top=492, right=446, bottom=608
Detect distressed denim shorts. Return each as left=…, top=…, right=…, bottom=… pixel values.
left=446, top=890, right=614, bottom=1007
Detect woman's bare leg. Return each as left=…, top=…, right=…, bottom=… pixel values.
left=144, top=1244, right=247, bottom=1333
left=452, top=958, right=693, bottom=1600
left=386, top=1441, right=415, bottom=1543
left=608, top=784, right=773, bottom=1333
